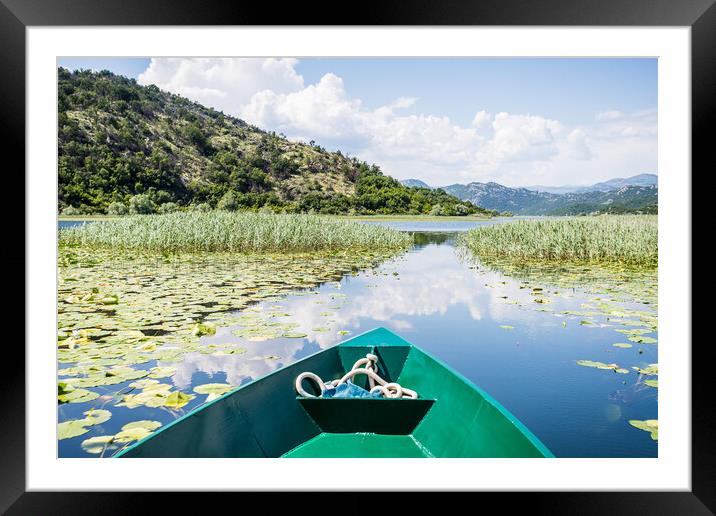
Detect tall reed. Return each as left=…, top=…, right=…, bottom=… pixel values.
left=458, top=215, right=657, bottom=268
left=59, top=212, right=412, bottom=253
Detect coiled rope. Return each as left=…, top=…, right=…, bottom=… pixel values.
left=295, top=353, right=418, bottom=399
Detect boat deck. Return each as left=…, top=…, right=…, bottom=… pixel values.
left=282, top=433, right=433, bottom=458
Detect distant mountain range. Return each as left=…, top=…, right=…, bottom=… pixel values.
left=400, top=174, right=657, bottom=215
left=525, top=173, right=657, bottom=194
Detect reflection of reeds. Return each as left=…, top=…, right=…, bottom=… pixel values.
left=59, top=212, right=412, bottom=253
left=458, top=215, right=657, bottom=268
left=458, top=250, right=658, bottom=307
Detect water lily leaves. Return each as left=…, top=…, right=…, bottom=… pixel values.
left=499, top=325, right=514, bottom=330
left=628, top=335, right=657, bottom=344
left=129, top=378, right=160, bottom=389
left=164, top=391, right=194, bottom=409
left=576, top=360, right=628, bottom=373
left=58, top=387, right=100, bottom=404
left=612, top=343, right=633, bottom=348
left=141, top=383, right=172, bottom=394
left=282, top=333, right=307, bottom=339
left=337, top=330, right=350, bottom=335
left=81, top=435, right=117, bottom=454
left=629, top=419, right=658, bottom=440
left=633, top=364, right=658, bottom=376
left=122, top=420, right=162, bottom=432
left=69, top=367, right=150, bottom=388
left=116, top=383, right=173, bottom=408
left=58, top=420, right=92, bottom=440
left=58, top=409, right=112, bottom=439
left=193, top=383, right=234, bottom=401
left=100, top=294, right=119, bottom=305
left=114, top=427, right=152, bottom=443
left=148, top=366, right=176, bottom=379
left=214, top=347, right=247, bottom=355
left=644, top=379, right=658, bottom=388
left=83, top=408, right=112, bottom=425
left=616, top=328, right=652, bottom=336
left=193, top=383, right=233, bottom=395
left=192, top=322, right=216, bottom=336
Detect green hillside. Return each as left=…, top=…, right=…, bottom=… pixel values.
left=58, top=68, right=494, bottom=217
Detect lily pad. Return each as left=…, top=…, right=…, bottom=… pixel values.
left=81, top=435, right=117, bottom=454
left=629, top=419, right=658, bottom=440
left=628, top=335, right=658, bottom=344
left=164, top=391, right=194, bottom=409
left=148, top=366, right=176, bottom=379
left=58, top=387, right=100, bottom=404
left=577, top=360, right=618, bottom=370
left=633, top=364, right=658, bottom=376
left=113, top=427, right=153, bottom=443
left=83, top=409, right=112, bottom=425
left=193, top=383, right=234, bottom=401
left=121, top=420, right=162, bottom=432
left=192, top=322, right=217, bottom=336
left=612, top=343, right=633, bottom=348
left=58, top=419, right=92, bottom=440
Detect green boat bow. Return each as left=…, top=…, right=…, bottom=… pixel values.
left=116, top=327, right=553, bottom=458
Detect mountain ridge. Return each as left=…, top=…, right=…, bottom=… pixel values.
left=399, top=174, right=657, bottom=215
left=442, top=181, right=657, bottom=215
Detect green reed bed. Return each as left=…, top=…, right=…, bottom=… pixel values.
left=59, top=212, right=412, bottom=253
left=458, top=215, right=657, bottom=268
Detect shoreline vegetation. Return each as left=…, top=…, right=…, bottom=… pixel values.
left=58, top=212, right=497, bottom=223
left=59, top=212, right=412, bottom=253
left=458, top=215, right=657, bottom=269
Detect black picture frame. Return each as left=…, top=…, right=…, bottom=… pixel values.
left=5, top=0, right=709, bottom=512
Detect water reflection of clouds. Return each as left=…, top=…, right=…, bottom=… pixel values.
left=279, top=244, right=552, bottom=348
left=166, top=242, right=605, bottom=388
left=166, top=337, right=308, bottom=389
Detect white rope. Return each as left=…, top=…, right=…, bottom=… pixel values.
left=295, top=353, right=418, bottom=399
left=295, top=372, right=326, bottom=397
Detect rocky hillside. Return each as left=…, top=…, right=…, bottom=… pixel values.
left=58, top=68, right=492, bottom=217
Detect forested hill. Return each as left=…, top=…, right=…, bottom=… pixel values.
left=58, top=68, right=494, bottom=217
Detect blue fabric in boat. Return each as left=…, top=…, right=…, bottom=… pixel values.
left=321, top=381, right=382, bottom=398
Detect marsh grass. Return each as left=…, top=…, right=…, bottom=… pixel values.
left=458, top=215, right=657, bottom=268
left=59, top=212, right=412, bottom=253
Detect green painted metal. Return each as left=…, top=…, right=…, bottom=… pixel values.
left=116, top=327, right=553, bottom=458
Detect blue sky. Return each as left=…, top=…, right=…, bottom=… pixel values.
left=58, top=57, right=657, bottom=187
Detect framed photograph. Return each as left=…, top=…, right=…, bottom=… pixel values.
left=8, top=0, right=710, bottom=511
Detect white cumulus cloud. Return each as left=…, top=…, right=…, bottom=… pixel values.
left=135, top=58, right=656, bottom=187
left=137, top=58, right=304, bottom=115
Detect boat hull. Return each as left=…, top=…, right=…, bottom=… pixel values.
left=116, top=327, right=553, bottom=458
